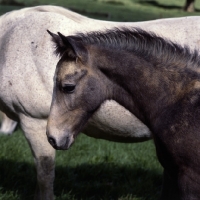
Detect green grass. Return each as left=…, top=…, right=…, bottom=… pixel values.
left=1, top=0, right=200, bottom=20
left=0, top=130, right=162, bottom=200
left=0, top=0, right=200, bottom=199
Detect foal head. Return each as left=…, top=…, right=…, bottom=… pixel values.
left=46, top=28, right=158, bottom=149
left=46, top=28, right=198, bottom=150
left=46, top=30, right=115, bottom=149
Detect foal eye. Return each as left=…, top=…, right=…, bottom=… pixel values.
left=62, top=84, right=76, bottom=93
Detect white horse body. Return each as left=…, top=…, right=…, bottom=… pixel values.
left=1, top=5, right=200, bottom=199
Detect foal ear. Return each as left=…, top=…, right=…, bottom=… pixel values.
left=47, top=30, right=67, bottom=56
left=58, top=32, right=88, bottom=63
left=47, top=30, right=87, bottom=62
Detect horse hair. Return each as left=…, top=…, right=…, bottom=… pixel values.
left=58, top=28, right=200, bottom=69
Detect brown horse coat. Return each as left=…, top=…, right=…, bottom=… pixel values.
left=47, top=28, right=200, bottom=200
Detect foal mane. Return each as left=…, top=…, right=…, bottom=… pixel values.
left=66, top=28, right=200, bottom=69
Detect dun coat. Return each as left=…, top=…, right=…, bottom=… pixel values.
left=47, top=28, right=200, bottom=200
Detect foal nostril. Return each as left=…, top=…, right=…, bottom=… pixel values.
left=48, top=136, right=57, bottom=147
left=46, top=133, right=73, bottom=150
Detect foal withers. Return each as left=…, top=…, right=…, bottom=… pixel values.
left=47, top=28, right=200, bottom=199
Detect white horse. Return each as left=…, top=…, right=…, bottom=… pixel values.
left=0, top=111, right=17, bottom=134
left=1, top=5, right=200, bottom=199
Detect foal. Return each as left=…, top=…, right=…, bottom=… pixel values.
left=47, top=28, right=200, bottom=200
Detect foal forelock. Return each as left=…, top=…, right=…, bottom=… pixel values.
left=65, top=28, right=200, bottom=69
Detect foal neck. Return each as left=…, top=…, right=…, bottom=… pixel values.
left=92, top=42, right=200, bottom=126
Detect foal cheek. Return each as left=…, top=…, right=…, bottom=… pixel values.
left=83, top=85, right=104, bottom=112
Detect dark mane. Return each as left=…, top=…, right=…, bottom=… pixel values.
left=66, top=28, right=200, bottom=69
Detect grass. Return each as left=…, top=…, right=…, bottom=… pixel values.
left=0, top=130, right=162, bottom=200
left=0, top=0, right=200, bottom=199
left=1, top=0, right=200, bottom=20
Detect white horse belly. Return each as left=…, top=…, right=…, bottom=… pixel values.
left=84, top=100, right=151, bottom=142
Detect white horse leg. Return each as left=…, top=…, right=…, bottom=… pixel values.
left=0, top=111, right=17, bottom=135
left=20, top=115, right=55, bottom=200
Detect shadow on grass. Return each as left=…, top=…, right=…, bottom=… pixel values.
left=0, top=0, right=25, bottom=6
left=0, top=159, right=162, bottom=200
left=0, top=159, right=36, bottom=199
left=137, top=0, right=183, bottom=10
left=137, top=0, right=200, bottom=12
